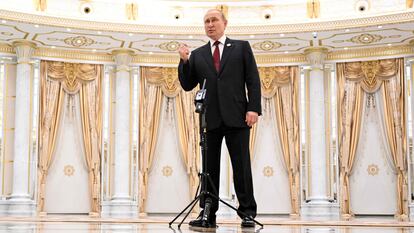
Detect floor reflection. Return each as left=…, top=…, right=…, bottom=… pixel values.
left=0, top=222, right=411, bottom=233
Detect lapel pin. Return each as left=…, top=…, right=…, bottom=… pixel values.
left=226, top=43, right=232, bottom=47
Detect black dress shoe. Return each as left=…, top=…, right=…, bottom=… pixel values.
left=189, top=212, right=216, bottom=228
left=241, top=216, right=255, bottom=228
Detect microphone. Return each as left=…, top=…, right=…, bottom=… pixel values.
left=195, top=78, right=207, bottom=113
left=202, top=197, right=212, bottom=223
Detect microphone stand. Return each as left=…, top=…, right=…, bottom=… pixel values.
left=169, top=79, right=263, bottom=229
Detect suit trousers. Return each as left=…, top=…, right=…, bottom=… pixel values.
left=200, top=124, right=257, bottom=218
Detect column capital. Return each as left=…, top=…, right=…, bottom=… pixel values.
left=304, top=47, right=329, bottom=70
left=409, top=39, right=414, bottom=48
left=111, top=49, right=135, bottom=71
left=12, top=40, right=37, bottom=64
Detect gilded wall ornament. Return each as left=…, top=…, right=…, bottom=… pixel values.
left=125, top=3, right=138, bottom=20
left=64, top=36, right=95, bottom=47
left=159, top=41, right=180, bottom=52
left=307, top=0, right=320, bottom=19
left=263, top=166, right=274, bottom=177
left=349, top=33, right=384, bottom=44
left=34, top=0, right=47, bottom=11
left=64, top=165, right=75, bottom=176
left=1, top=32, right=13, bottom=36
left=367, top=164, right=379, bottom=176
left=216, top=4, right=228, bottom=19
left=253, top=41, right=282, bottom=51
left=162, top=166, right=173, bottom=177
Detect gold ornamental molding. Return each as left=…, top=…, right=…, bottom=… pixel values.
left=326, top=44, right=413, bottom=61
left=256, top=53, right=307, bottom=65
left=253, top=41, right=282, bottom=51
left=63, top=35, right=96, bottom=47
left=0, top=43, right=17, bottom=54
left=35, top=47, right=113, bottom=62
left=349, top=33, right=384, bottom=45
left=111, top=48, right=135, bottom=56
left=2, top=9, right=414, bottom=34
left=0, top=43, right=412, bottom=65
left=303, top=47, right=329, bottom=55
left=11, top=40, right=37, bottom=49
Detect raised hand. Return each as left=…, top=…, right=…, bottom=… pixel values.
left=178, top=43, right=190, bottom=62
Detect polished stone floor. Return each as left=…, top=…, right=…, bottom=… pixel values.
left=0, top=216, right=413, bottom=233
left=0, top=222, right=412, bottom=233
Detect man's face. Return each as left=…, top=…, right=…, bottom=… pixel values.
left=204, top=10, right=227, bottom=41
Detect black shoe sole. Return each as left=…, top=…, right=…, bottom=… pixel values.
left=241, top=223, right=255, bottom=228
left=189, top=225, right=218, bottom=232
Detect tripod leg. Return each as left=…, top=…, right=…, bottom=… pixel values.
left=169, top=195, right=200, bottom=227
left=208, top=192, right=264, bottom=228
left=205, top=173, right=219, bottom=197
left=193, top=177, right=201, bottom=199
left=169, top=175, right=203, bottom=227
left=178, top=196, right=200, bottom=228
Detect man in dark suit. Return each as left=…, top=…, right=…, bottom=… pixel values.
left=178, top=8, right=261, bottom=228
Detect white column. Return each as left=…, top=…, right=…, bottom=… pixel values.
left=9, top=40, right=37, bottom=215
left=112, top=50, right=132, bottom=201
left=301, top=47, right=339, bottom=218
left=103, top=49, right=137, bottom=217
left=308, top=48, right=328, bottom=203
left=10, top=40, right=36, bottom=200
left=407, top=40, right=414, bottom=220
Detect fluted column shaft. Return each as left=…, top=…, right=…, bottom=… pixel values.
left=112, top=49, right=133, bottom=201
left=305, top=47, right=330, bottom=203
left=10, top=40, right=36, bottom=200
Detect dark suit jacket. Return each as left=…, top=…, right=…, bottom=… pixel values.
left=178, top=38, right=261, bottom=130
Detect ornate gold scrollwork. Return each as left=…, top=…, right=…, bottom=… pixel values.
left=46, top=61, right=99, bottom=94
left=361, top=60, right=380, bottom=91
left=161, top=68, right=180, bottom=97
left=259, top=66, right=291, bottom=98
left=143, top=67, right=181, bottom=97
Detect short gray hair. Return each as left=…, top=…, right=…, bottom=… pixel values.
left=205, top=9, right=227, bottom=21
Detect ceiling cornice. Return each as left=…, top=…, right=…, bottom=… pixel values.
left=1, top=43, right=412, bottom=65
left=1, top=9, right=414, bottom=34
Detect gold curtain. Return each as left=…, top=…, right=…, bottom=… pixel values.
left=44, top=61, right=101, bottom=94
left=258, top=66, right=300, bottom=215
left=337, top=58, right=407, bottom=218
left=139, top=67, right=163, bottom=213
left=175, top=90, right=200, bottom=202
left=337, top=63, right=364, bottom=217
left=38, top=61, right=65, bottom=212
left=38, top=60, right=102, bottom=213
left=139, top=67, right=210, bottom=212
left=380, top=59, right=408, bottom=219
left=79, top=66, right=103, bottom=214
left=249, top=123, right=258, bottom=160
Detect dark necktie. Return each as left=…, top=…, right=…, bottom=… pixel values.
left=213, top=41, right=220, bottom=72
